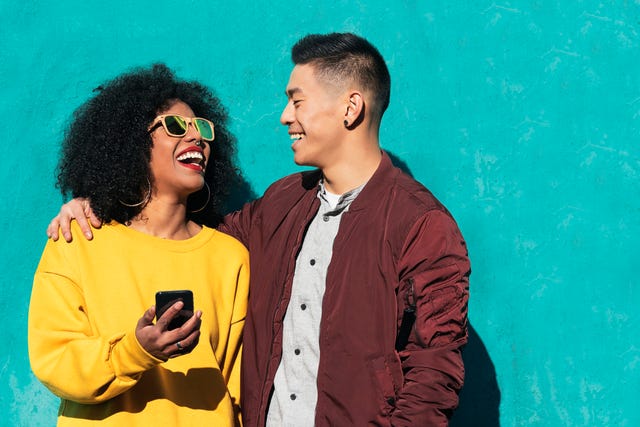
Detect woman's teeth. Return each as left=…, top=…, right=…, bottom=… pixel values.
left=177, top=151, right=204, bottom=163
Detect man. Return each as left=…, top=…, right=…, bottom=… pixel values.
left=49, top=33, right=470, bottom=426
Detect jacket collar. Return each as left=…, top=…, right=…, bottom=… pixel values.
left=347, top=150, right=398, bottom=212
left=299, top=150, right=398, bottom=212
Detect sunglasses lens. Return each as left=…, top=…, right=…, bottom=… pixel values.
left=195, top=119, right=215, bottom=141
left=163, top=115, right=188, bottom=137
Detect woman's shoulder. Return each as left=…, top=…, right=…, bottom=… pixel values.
left=203, top=226, right=249, bottom=257
left=48, top=221, right=120, bottom=248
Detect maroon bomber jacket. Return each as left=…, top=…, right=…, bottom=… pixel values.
left=219, top=151, right=471, bottom=427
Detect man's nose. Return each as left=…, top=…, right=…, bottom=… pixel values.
left=280, top=100, right=294, bottom=125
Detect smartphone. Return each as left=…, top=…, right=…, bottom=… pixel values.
left=155, top=290, right=194, bottom=330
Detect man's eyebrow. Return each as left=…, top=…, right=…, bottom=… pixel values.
left=286, top=87, right=302, bottom=97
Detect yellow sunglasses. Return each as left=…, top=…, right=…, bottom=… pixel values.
left=149, top=114, right=215, bottom=141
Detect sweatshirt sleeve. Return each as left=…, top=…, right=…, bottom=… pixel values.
left=221, top=255, right=250, bottom=426
left=28, top=239, right=162, bottom=404
left=391, top=209, right=471, bottom=426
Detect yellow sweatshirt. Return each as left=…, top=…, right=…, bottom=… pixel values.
left=28, top=222, right=249, bottom=426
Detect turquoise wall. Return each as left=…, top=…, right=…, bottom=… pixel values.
left=1, top=1, right=637, bottom=425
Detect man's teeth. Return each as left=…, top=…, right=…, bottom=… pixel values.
left=290, top=133, right=304, bottom=141
left=177, top=151, right=204, bottom=162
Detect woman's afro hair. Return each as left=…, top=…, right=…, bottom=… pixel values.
left=57, top=63, right=241, bottom=227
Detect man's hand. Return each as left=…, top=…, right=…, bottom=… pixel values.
left=47, top=198, right=102, bottom=242
left=135, top=301, right=202, bottom=361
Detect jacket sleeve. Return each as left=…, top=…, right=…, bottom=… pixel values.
left=391, top=209, right=471, bottom=426
left=218, top=198, right=261, bottom=247
left=28, top=240, right=162, bottom=404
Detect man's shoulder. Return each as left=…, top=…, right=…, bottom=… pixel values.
left=389, top=170, right=447, bottom=214
left=263, top=169, right=321, bottom=198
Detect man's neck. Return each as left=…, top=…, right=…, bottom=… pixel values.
left=321, top=145, right=382, bottom=195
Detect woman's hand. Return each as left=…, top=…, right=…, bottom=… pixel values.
left=47, top=198, right=102, bottom=242
left=135, top=301, right=202, bottom=361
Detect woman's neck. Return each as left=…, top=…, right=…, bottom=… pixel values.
left=127, top=198, right=200, bottom=240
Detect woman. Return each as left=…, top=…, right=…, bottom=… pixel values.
left=28, top=64, right=249, bottom=426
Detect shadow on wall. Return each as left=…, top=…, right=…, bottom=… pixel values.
left=386, top=151, right=501, bottom=427
left=450, top=324, right=501, bottom=427
left=224, top=171, right=258, bottom=214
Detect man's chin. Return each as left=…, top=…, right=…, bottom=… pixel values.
left=293, top=155, right=317, bottom=168
left=292, top=152, right=306, bottom=166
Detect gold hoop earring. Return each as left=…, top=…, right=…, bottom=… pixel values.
left=119, top=178, right=151, bottom=208
left=189, top=182, right=211, bottom=213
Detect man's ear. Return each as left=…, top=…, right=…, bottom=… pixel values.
left=344, top=91, right=365, bottom=128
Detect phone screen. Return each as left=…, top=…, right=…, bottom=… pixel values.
left=155, top=290, right=194, bottom=330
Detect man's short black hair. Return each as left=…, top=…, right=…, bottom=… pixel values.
left=291, top=32, right=391, bottom=120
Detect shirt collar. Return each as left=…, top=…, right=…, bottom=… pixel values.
left=317, top=179, right=366, bottom=212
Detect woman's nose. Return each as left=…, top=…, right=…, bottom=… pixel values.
left=184, top=121, right=202, bottom=141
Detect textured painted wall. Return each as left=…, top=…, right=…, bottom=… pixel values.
left=1, top=1, right=637, bottom=426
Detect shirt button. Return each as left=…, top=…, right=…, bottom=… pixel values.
left=290, top=394, right=297, bottom=400
left=294, top=349, right=301, bottom=355
left=300, top=304, right=307, bottom=310
left=310, top=259, right=316, bottom=266
left=323, top=216, right=330, bottom=222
